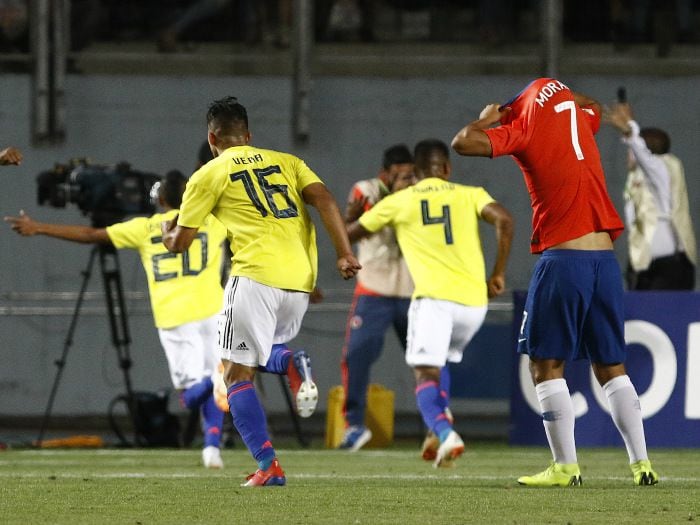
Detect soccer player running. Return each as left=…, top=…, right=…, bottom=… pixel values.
left=451, top=78, right=659, bottom=486
left=347, top=139, right=513, bottom=467
left=339, top=144, right=416, bottom=452
left=5, top=171, right=229, bottom=468
left=162, top=96, right=360, bottom=487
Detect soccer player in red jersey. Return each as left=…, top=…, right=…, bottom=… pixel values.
left=451, top=78, right=658, bottom=486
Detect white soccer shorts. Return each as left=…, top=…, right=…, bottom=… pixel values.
left=219, top=276, right=309, bottom=368
left=406, top=297, right=487, bottom=368
left=158, top=313, right=220, bottom=390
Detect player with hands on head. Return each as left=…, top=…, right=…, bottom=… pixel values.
left=5, top=170, right=228, bottom=469
left=347, top=138, right=513, bottom=468
left=451, top=78, right=658, bottom=487
left=161, top=96, right=360, bottom=487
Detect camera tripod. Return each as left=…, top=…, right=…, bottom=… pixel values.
left=36, top=244, right=140, bottom=446
left=36, top=243, right=311, bottom=448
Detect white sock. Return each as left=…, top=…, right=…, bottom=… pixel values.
left=536, top=378, right=577, bottom=465
left=603, top=375, right=648, bottom=463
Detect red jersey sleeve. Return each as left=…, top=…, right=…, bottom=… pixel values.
left=579, top=105, right=601, bottom=135
left=484, top=118, right=528, bottom=158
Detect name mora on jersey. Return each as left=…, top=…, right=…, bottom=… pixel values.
left=534, top=80, right=568, bottom=108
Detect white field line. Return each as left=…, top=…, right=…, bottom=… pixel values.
left=0, top=470, right=696, bottom=482
left=8, top=449, right=552, bottom=458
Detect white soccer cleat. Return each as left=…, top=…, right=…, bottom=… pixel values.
left=288, top=351, right=318, bottom=418
left=295, top=379, right=319, bottom=419
left=202, top=446, right=224, bottom=469
left=433, top=431, right=465, bottom=468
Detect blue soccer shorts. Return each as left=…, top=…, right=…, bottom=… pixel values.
left=517, top=249, right=626, bottom=364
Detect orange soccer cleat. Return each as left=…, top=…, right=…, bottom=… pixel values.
left=241, top=458, right=286, bottom=487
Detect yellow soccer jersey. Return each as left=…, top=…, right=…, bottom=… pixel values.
left=178, top=145, right=321, bottom=292
left=359, top=177, right=495, bottom=307
left=106, top=209, right=226, bottom=329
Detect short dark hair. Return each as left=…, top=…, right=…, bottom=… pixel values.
left=413, top=139, right=449, bottom=173
left=207, top=96, right=248, bottom=134
left=162, top=170, right=187, bottom=209
left=382, top=144, right=413, bottom=169
left=640, top=127, right=670, bottom=155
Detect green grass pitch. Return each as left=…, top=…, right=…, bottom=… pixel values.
left=1, top=442, right=699, bottom=524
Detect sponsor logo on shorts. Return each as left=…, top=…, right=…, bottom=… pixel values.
left=236, top=342, right=249, bottom=351
left=350, top=315, right=363, bottom=329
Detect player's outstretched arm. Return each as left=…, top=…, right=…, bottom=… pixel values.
left=451, top=104, right=505, bottom=157
left=302, top=182, right=361, bottom=280
left=0, top=146, right=22, bottom=166
left=480, top=202, right=514, bottom=298
left=4, top=210, right=110, bottom=244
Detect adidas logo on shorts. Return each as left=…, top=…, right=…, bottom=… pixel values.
left=236, top=342, right=249, bottom=351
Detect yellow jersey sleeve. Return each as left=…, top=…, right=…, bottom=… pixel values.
left=295, top=158, right=324, bottom=190
left=107, top=216, right=150, bottom=249
left=178, top=170, right=221, bottom=229
left=472, top=186, right=496, bottom=216
left=358, top=193, right=398, bottom=233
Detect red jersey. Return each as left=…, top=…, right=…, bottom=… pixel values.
left=484, top=78, right=623, bottom=253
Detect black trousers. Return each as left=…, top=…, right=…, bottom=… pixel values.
left=627, top=252, right=696, bottom=290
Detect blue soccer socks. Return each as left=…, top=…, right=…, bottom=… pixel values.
left=439, top=366, right=451, bottom=410
left=227, top=381, right=277, bottom=470
left=201, top=394, right=224, bottom=448
left=415, top=380, right=453, bottom=440
left=259, top=344, right=292, bottom=374
left=180, top=376, right=214, bottom=410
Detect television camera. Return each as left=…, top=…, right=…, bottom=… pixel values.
left=33, top=159, right=164, bottom=446
left=36, top=159, right=161, bottom=226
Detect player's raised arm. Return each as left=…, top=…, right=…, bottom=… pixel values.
left=451, top=103, right=507, bottom=157
left=603, top=102, right=634, bottom=136
left=302, top=182, right=361, bottom=280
